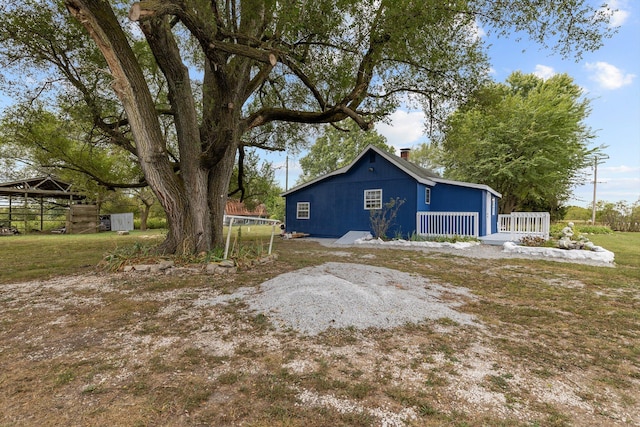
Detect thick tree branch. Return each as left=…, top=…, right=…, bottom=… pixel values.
left=244, top=105, right=370, bottom=131
left=140, top=16, right=202, bottom=174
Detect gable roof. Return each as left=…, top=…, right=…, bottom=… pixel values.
left=282, top=145, right=501, bottom=198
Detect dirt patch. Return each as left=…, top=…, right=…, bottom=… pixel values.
left=1, top=250, right=637, bottom=426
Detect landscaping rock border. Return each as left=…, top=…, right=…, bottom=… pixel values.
left=121, top=253, right=278, bottom=275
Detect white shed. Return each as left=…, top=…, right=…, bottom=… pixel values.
left=110, top=213, right=134, bottom=231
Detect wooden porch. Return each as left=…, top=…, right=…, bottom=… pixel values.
left=482, top=212, right=551, bottom=246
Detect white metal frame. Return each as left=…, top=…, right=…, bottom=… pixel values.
left=223, top=214, right=280, bottom=260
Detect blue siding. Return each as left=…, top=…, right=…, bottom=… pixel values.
left=427, top=182, right=488, bottom=236
left=284, top=147, right=499, bottom=238
left=416, top=184, right=432, bottom=211
left=286, top=154, right=419, bottom=238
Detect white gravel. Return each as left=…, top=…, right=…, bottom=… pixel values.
left=233, top=262, right=479, bottom=335
left=309, top=238, right=615, bottom=267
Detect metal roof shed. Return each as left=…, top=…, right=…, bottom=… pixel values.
left=0, top=176, right=86, bottom=233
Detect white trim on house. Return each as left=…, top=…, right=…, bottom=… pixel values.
left=364, top=189, right=383, bottom=210
left=281, top=145, right=436, bottom=196
left=281, top=144, right=501, bottom=199
left=485, top=193, right=492, bottom=236
left=296, top=202, right=310, bottom=219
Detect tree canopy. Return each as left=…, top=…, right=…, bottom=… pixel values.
left=438, top=72, right=598, bottom=215
left=0, top=0, right=615, bottom=254
left=298, top=123, right=393, bottom=183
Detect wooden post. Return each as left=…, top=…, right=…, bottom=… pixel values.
left=40, top=196, right=44, bottom=231
left=24, top=192, right=28, bottom=233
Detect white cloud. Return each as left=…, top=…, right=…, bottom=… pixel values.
left=468, top=19, right=486, bottom=41
left=585, top=61, right=636, bottom=89
left=533, top=64, right=556, bottom=80
left=375, top=110, right=426, bottom=153
left=607, top=0, right=630, bottom=27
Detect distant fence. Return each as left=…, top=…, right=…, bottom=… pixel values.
left=499, top=212, right=550, bottom=240
left=416, top=212, right=479, bottom=238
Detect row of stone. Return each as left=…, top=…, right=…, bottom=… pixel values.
left=121, top=253, right=278, bottom=275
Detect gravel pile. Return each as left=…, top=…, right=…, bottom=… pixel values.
left=244, top=262, right=479, bottom=335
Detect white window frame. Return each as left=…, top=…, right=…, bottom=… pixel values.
left=425, top=187, right=431, bottom=205
left=296, top=202, right=310, bottom=219
left=364, top=189, right=382, bottom=210
left=491, top=197, right=496, bottom=215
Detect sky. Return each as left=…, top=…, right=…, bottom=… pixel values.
left=272, top=0, right=640, bottom=208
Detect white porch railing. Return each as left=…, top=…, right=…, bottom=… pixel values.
left=498, top=212, right=550, bottom=240
left=416, top=212, right=479, bottom=238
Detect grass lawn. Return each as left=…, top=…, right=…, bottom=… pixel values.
left=0, top=225, right=278, bottom=283
left=0, top=230, right=165, bottom=284
left=589, top=232, right=640, bottom=269
left=0, top=230, right=638, bottom=426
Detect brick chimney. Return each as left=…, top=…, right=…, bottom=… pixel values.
left=400, top=148, right=410, bottom=160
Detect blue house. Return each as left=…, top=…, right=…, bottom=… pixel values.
left=282, top=145, right=501, bottom=240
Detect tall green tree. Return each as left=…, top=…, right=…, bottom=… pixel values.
left=0, top=105, right=144, bottom=192
left=298, top=123, right=393, bottom=183
left=439, top=72, right=598, bottom=215
left=406, top=142, right=444, bottom=173
left=0, top=0, right=614, bottom=254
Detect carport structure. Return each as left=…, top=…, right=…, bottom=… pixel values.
left=0, top=176, right=86, bottom=233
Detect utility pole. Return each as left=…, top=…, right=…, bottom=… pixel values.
left=590, top=154, right=609, bottom=224
left=285, top=154, right=289, bottom=191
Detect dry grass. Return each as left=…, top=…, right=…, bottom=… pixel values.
left=0, top=233, right=639, bottom=426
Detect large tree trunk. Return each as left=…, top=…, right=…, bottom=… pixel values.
left=141, top=16, right=213, bottom=254
left=500, top=195, right=519, bottom=214
left=209, top=143, right=238, bottom=248
left=139, top=204, right=149, bottom=231
left=65, top=0, right=224, bottom=255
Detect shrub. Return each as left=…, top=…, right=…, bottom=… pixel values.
left=408, top=232, right=478, bottom=243
left=134, top=217, right=167, bottom=229
left=519, top=236, right=550, bottom=247
left=551, top=222, right=613, bottom=237
left=370, top=198, right=405, bottom=239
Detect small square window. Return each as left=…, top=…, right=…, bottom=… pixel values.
left=364, top=189, right=382, bottom=210
left=297, top=202, right=310, bottom=219
left=425, top=188, right=431, bottom=205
